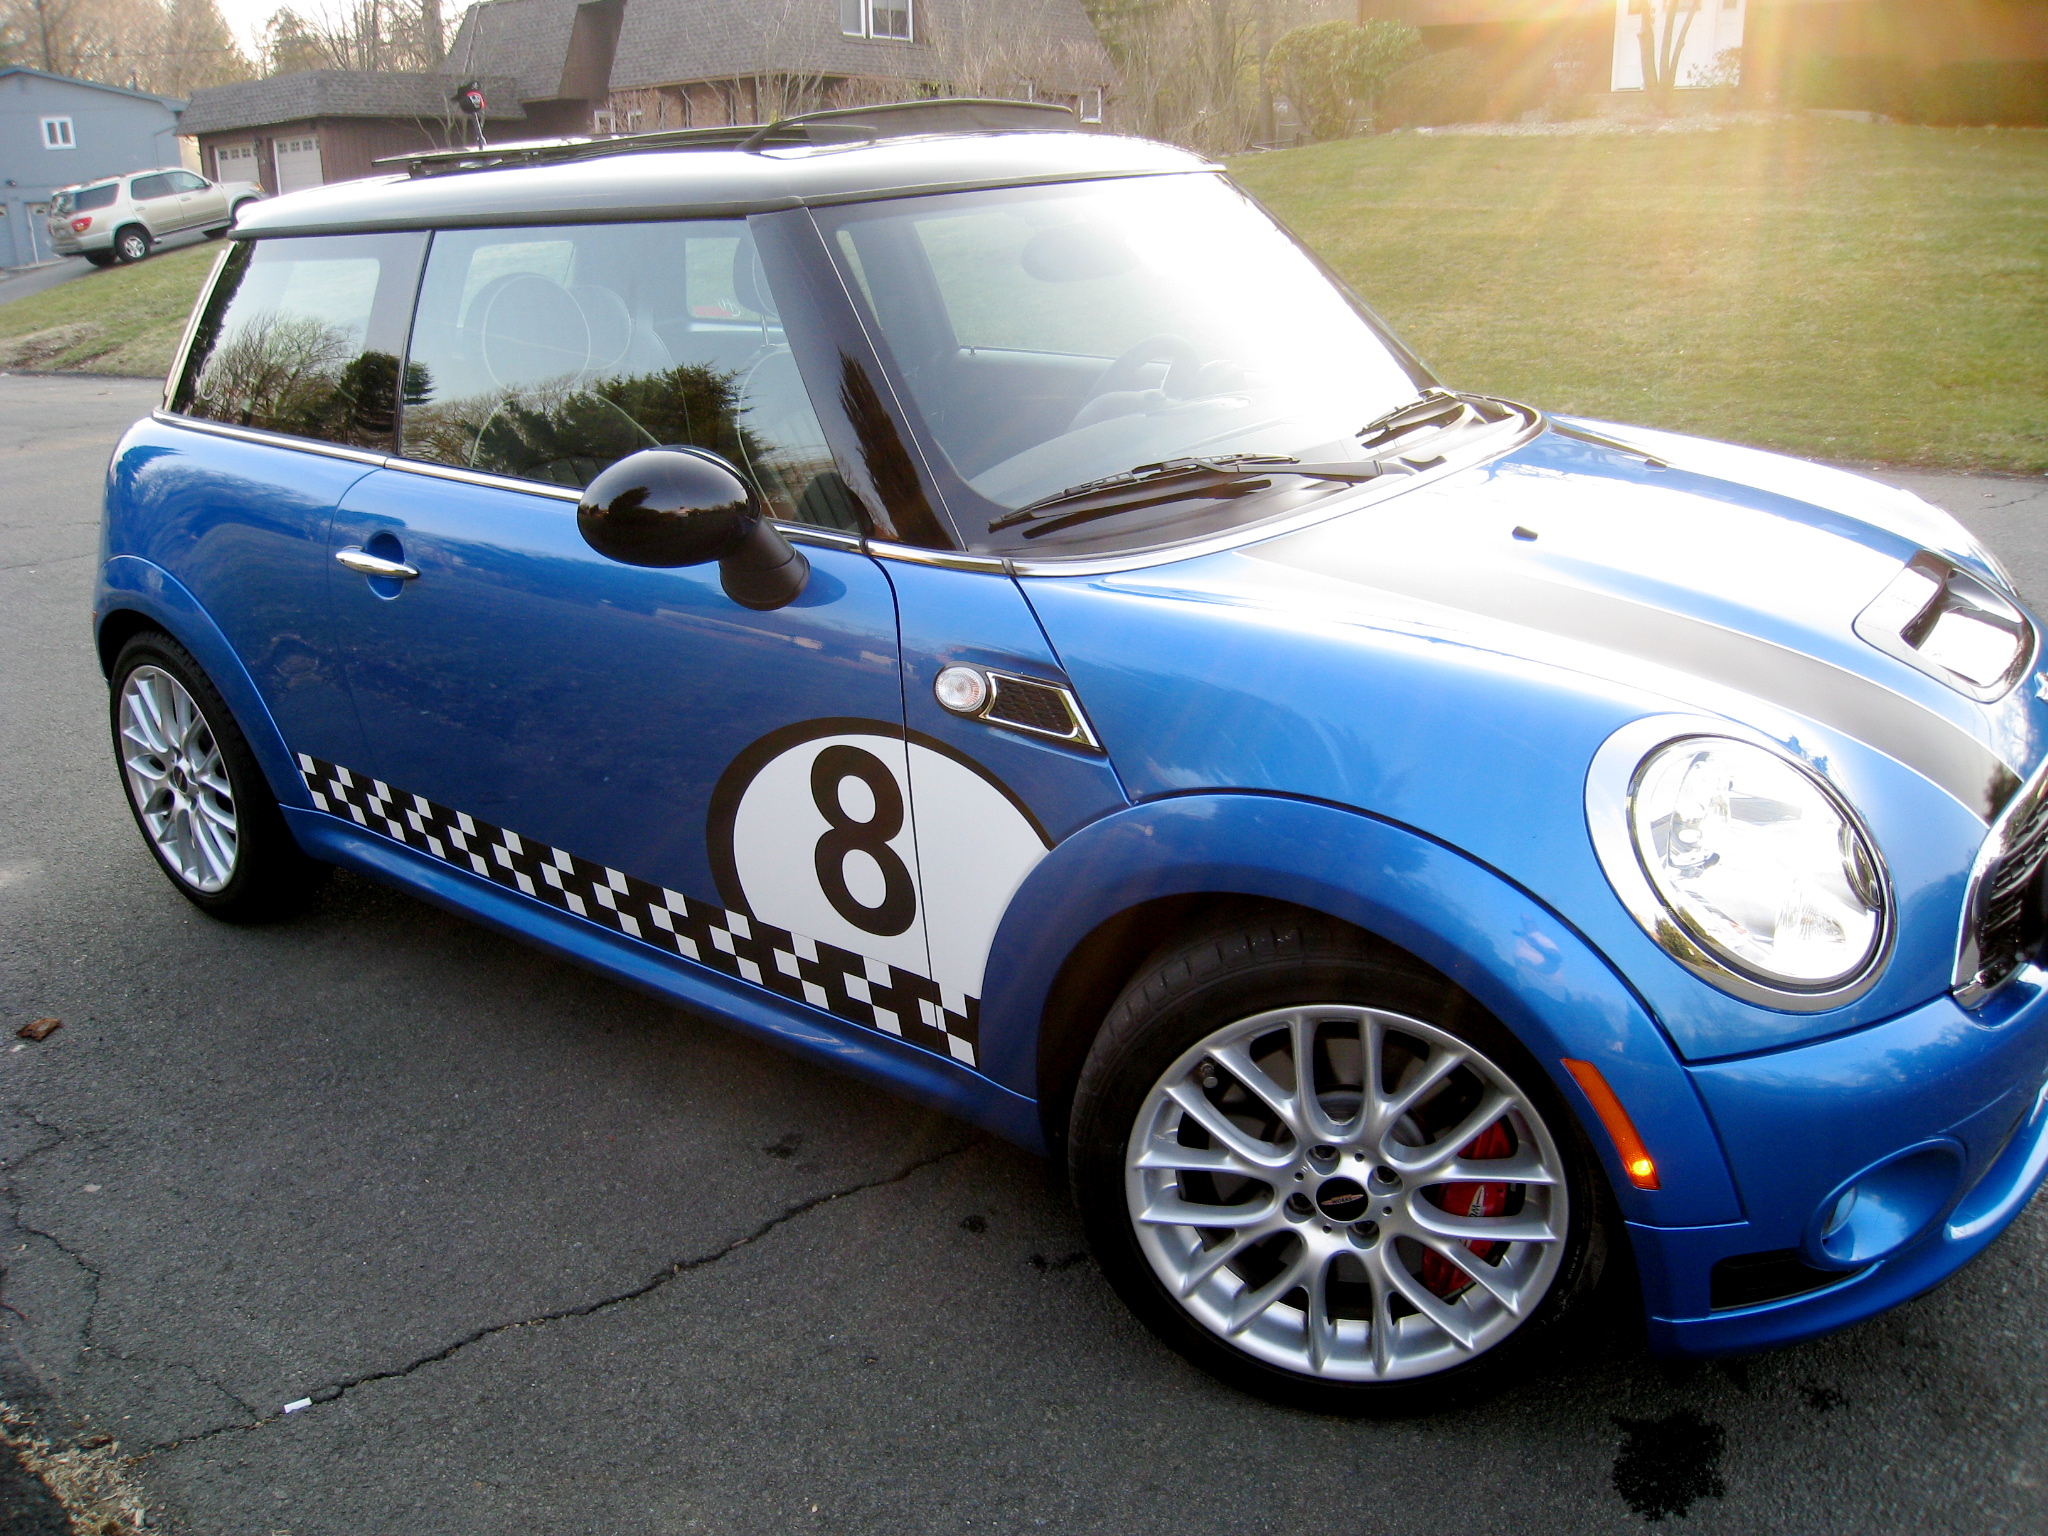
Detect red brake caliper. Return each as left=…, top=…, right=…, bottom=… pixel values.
left=1421, top=1120, right=1515, bottom=1300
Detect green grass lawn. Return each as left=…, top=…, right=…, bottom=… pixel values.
left=1232, top=120, right=2048, bottom=474
left=0, top=241, right=221, bottom=378
left=3, top=121, right=2042, bottom=471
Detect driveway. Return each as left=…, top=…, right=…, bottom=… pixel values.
left=0, top=229, right=215, bottom=310
left=2, top=372, right=2045, bottom=1535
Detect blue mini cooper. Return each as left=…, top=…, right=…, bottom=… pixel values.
left=97, top=99, right=2048, bottom=1412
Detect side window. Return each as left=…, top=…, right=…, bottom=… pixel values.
left=172, top=232, right=428, bottom=449
left=167, top=170, right=208, bottom=192
left=130, top=173, right=173, bottom=201
left=399, top=220, right=855, bottom=530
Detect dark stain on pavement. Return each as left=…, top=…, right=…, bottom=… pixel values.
left=0, top=1439, right=69, bottom=1536
left=1611, top=1408, right=1727, bottom=1521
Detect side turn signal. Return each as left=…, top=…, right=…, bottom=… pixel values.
left=1561, top=1059, right=1661, bottom=1190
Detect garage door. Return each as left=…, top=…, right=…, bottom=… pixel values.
left=215, top=143, right=257, bottom=184
left=274, top=136, right=324, bottom=194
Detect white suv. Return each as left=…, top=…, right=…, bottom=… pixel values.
left=47, top=168, right=266, bottom=266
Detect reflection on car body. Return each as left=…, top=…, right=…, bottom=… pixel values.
left=96, top=99, right=2048, bottom=1412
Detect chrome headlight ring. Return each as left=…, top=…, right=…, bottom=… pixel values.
left=1586, top=715, right=1894, bottom=1012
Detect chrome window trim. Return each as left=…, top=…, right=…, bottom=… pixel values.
left=1954, top=749, right=2048, bottom=1007
left=866, top=541, right=1007, bottom=572
left=385, top=456, right=583, bottom=501
left=151, top=418, right=878, bottom=538
left=782, top=524, right=864, bottom=550
left=161, top=243, right=237, bottom=412
left=152, top=409, right=391, bottom=466
left=1585, top=714, right=1895, bottom=1013
left=1000, top=405, right=1543, bottom=579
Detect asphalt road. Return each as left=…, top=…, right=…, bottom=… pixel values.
left=3, top=373, right=2047, bottom=1535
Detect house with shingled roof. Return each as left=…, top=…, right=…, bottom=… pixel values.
left=179, top=69, right=526, bottom=196
left=442, top=0, right=1115, bottom=136
left=178, top=0, right=1113, bottom=197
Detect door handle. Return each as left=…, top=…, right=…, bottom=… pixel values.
left=336, top=547, right=419, bottom=580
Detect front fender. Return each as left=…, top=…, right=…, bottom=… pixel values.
left=96, top=554, right=313, bottom=815
left=977, top=792, right=1742, bottom=1228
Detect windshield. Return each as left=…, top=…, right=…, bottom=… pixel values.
left=817, top=172, right=1429, bottom=556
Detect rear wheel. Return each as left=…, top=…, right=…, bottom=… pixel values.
left=109, top=630, right=326, bottom=921
left=113, top=225, right=151, bottom=264
left=1069, top=912, right=1608, bottom=1414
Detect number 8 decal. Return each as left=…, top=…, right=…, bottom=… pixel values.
left=709, top=718, right=1053, bottom=1001
left=810, top=744, right=917, bottom=936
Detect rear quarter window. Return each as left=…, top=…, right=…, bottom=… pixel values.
left=72, top=184, right=118, bottom=211
left=171, top=232, right=428, bottom=449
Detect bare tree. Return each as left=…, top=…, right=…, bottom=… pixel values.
left=260, top=0, right=448, bottom=75
left=0, top=0, right=253, bottom=92
left=1629, top=0, right=1700, bottom=112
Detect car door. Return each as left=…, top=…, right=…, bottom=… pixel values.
left=168, top=169, right=225, bottom=228
left=126, top=173, right=181, bottom=235
left=144, top=230, right=426, bottom=784
left=322, top=218, right=988, bottom=1061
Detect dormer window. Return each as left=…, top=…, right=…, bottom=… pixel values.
left=839, top=0, right=912, bottom=41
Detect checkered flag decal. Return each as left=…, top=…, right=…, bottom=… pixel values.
left=296, top=755, right=980, bottom=1067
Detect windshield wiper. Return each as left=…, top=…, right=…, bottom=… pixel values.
left=1354, top=388, right=1475, bottom=451
left=988, top=454, right=1397, bottom=538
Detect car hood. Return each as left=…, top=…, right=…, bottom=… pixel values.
left=1230, top=422, right=2045, bottom=823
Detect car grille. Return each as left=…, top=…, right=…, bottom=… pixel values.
left=1958, top=764, right=2048, bottom=1002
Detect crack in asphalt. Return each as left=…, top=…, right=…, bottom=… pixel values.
left=136, top=1138, right=978, bottom=1458
left=0, top=1114, right=104, bottom=1353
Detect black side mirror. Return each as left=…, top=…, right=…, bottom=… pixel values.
left=576, top=448, right=809, bottom=611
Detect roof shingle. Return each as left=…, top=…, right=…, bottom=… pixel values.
left=179, top=70, right=527, bottom=136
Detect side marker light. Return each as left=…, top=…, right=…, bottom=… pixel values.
left=1561, top=1058, right=1661, bottom=1190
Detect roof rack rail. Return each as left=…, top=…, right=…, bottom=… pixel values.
left=376, top=97, right=1078, bottom=179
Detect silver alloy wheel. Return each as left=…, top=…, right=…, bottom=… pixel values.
left=118, top=665, right=238, bottom=893
left=1125, top=1005, right=1568, bottom=1382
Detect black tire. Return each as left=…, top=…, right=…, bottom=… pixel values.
left=1069, top=909, right=1610, bottom=1415
left=113, top=225, right=151, bottom=264
left=84, top=250, right=118, bottom=268
left=108, top=630, right=328, bottom=922
left=231, top=199, right=257, bottom=224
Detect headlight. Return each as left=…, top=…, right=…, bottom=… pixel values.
left=1588, top=721, right=1892, bottom=1010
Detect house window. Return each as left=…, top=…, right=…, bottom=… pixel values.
left=840, top=0, right=912, bottom=41
left=41, top=117, right=75, bottom=149
left=1081, top=87, right=1104, bottom=124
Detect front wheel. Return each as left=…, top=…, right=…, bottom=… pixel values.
left=113, top=225, right=151, bottom=264
left=1069, top=912, right=1609, bottom=1414
left=109, top=631, right=327, bottom=921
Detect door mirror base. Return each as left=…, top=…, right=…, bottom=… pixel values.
left=720, top=521, right=810, bottom=611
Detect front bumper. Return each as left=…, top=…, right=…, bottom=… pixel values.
left=1634, top=965, right=2048, bottom=1356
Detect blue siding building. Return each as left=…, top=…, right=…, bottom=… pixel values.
left=1, top=67, right=185, bottom=269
